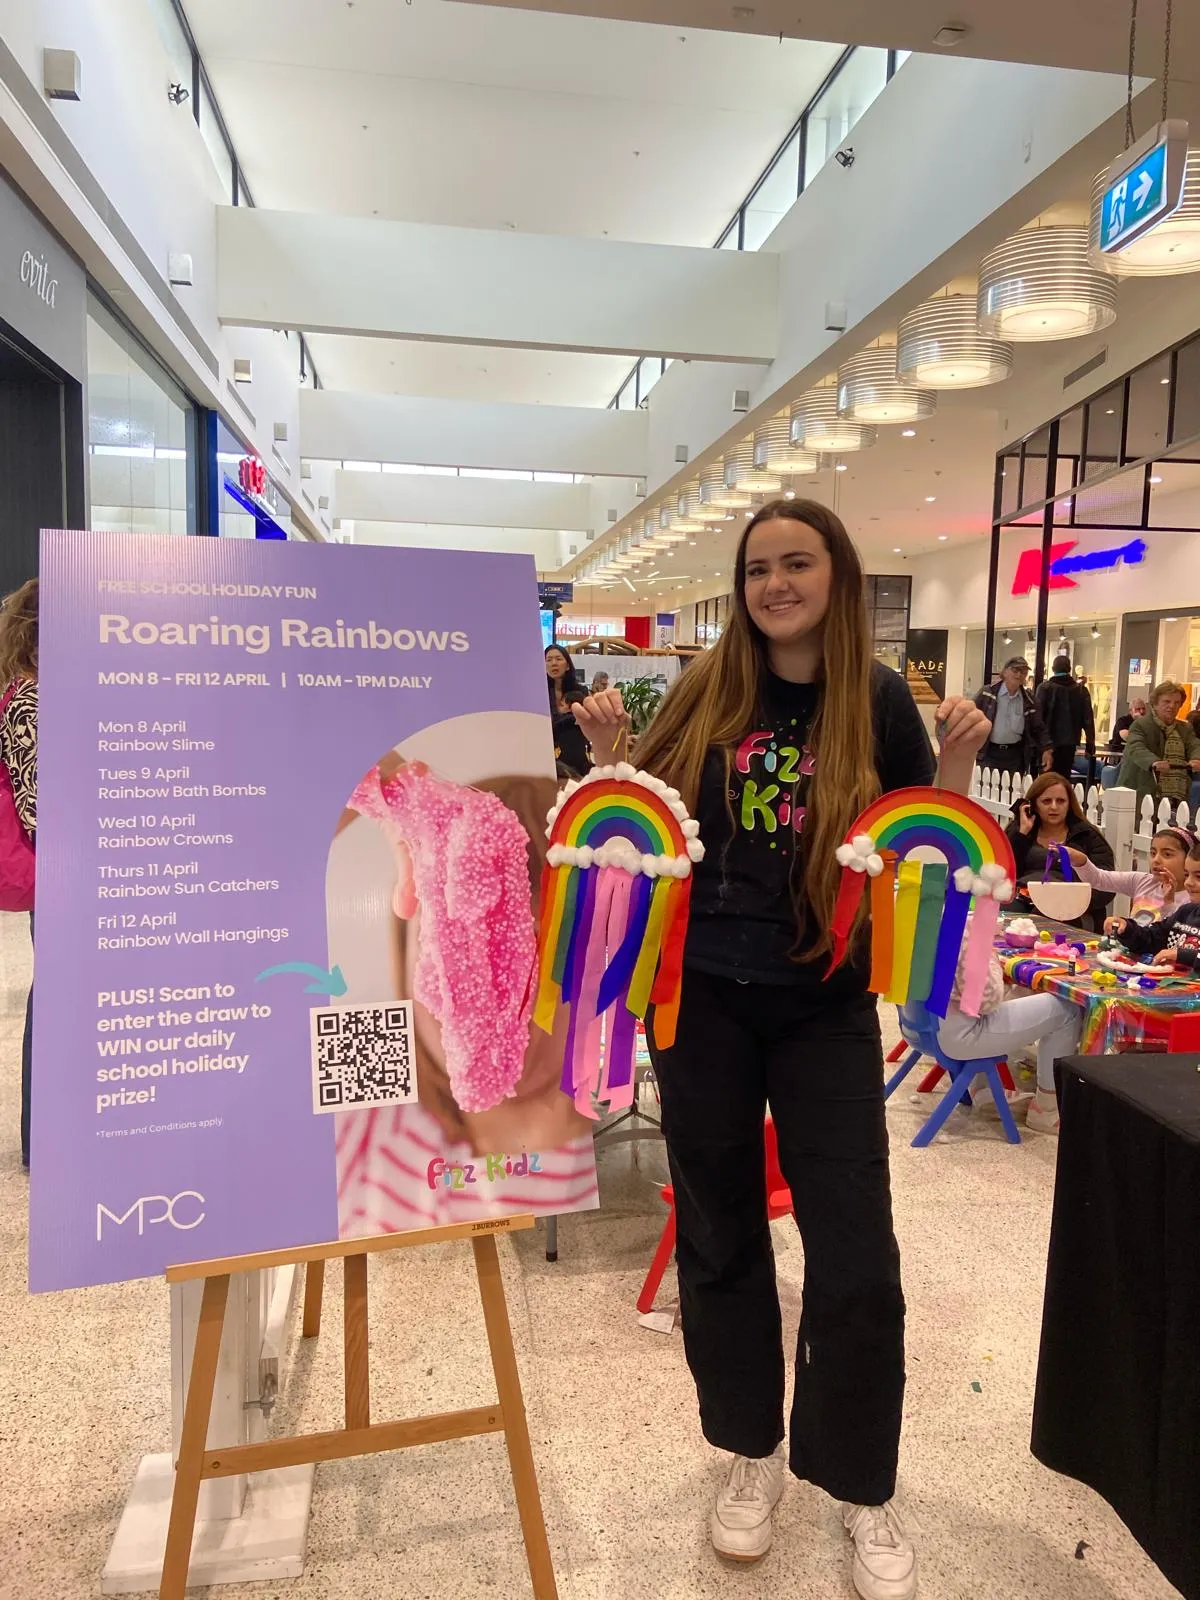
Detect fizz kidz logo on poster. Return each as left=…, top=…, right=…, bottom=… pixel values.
left=96, top=1190, right=206, bottom=1241
left=734, top=731, right=815, bottom=834
left=426, top=1154, right=544, bottom=1191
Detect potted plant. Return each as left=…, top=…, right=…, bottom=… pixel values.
left=618, top=676, right=665, bottom=740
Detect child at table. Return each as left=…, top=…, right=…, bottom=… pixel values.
left=936, top=926, right=1081, bottom=1137
left=1069, top=825, right=1194, bottom=921
left=1106, top=840, right=1200, bottom=970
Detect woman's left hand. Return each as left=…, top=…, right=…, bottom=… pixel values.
left=935, top=696, right=992, bottom=758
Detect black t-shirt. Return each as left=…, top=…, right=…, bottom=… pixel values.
left=684, top=662, right=935, bottom=987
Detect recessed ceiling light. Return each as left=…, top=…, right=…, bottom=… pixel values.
left=783, top=490, right=795, bottom=499
left=835, top=463, right=848, bottom=472
left=1165, top=616, right=1179, bottom=621
left=959, top=624, right=968, bottom=630
left=1150, top=474, right=1163, bottom=484
left=1161, top=376, right=1170, bottom=384
left=1068, top=614, right=1078, bottom=620
left=1105, top=408, right=1115, bottom=415
left=938, top=534, right=948, bottom=541
left=892, top=546, right=902, bottom=553
left=925, top=495, right=936, bottom=503
left=901, top=428, right=917, bottom=438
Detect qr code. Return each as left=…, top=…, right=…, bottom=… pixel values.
left=309, top=1002, right=417, bottom=1114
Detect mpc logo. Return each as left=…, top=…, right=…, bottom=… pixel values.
left=96, top=1191, right=206, bottom=1242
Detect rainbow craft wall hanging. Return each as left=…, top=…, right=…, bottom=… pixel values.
left=828, top=787, right=1016, bottom=1018
left=534, top=763, right=704, bottom=1117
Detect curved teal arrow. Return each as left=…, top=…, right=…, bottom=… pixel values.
left=255, top=961, right=347, bottom=997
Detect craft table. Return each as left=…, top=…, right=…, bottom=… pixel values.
left=1032, top=1053, right=1200, bottom=1600
left=997, top=938, right=1200, bottom=1054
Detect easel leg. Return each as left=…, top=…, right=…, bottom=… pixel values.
left=343, top=1252, right=370, bottom=1430
left=303, top=1258, right=326, bottom=1338
left=159, top=1273, right=230, bottom=1600
left=472, top=1235, right=559, bottom=1600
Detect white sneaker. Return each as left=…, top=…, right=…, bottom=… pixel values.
left=843, top=1501, right=917, bottom=1600
left=710, top=1445, right=786, bottom=1562
left=1025, top=1090, right=1061, bottom=1136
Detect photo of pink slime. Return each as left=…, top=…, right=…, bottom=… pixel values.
left=348, top=762, right=538, bottom=1113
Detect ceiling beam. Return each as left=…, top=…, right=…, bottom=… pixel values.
left=218, top=208, right=777, bottom=362
left=446, top=0, right=1198, bottom=79
left=301, top=389, right=647, bottom=478
left=334, top=470, right=592, bottom=531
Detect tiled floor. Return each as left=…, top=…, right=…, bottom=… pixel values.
left=0, top=912, right=1180, bottom=1599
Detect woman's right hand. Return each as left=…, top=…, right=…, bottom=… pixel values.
left=571, top=689, right=630, bottom=765
left=1017, top=801, right=1036, bottom=836
left=1104, top=915, right=1127, bottom=937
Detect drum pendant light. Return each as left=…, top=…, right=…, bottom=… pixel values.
left=790, top=379, right=877, bottom=453
left=730, top=442, right=782, bottom=495
left=699, top=461, right=751, bottom=511
left=1088, top=150, right=1200, bottom=274
left=897, top=295, right=1014, bottom=388
left=977, top=226, right=1117, bottom=340
left=837, top=348, right=937, bottom=423
left=754, top=414, right=823, bottom=475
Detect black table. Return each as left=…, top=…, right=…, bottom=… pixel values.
left=1033, top=1053, right=1200, bottom=1599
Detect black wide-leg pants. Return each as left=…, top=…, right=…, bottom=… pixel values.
left=649, top=968, right=905, bottom=1506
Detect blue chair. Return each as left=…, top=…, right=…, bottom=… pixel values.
left=884, top=1003, right=1022, bottom=1148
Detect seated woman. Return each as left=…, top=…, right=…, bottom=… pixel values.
left=1070, top=824, right=1194, bottom=922
left=1006, top=771, right=1114, bottom=929
left=937, top=939, right=1080, bottom=1136
left=1116, top=679, right=1200, bottom=813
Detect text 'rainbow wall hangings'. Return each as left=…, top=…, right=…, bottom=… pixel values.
left=534, top=763, right=703, bottom=1117
left=827, top=787, right=1016, bottom=1018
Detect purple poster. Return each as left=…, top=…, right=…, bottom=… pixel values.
left=31, top=532, right=599, bottom=1292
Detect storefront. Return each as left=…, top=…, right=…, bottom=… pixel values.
left=915, top=522, right=1200, bottom=741
left=970, top=326, right=1200, bottom=734
left=85, top=292, right=199, bottom=536
left=0, top=174, right=87, bottom=589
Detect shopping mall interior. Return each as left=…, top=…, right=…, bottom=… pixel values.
left=3, top=2, right=1200, bottom=1598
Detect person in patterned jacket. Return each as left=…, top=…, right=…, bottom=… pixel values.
left=0, top=578, right=37, bottom=1169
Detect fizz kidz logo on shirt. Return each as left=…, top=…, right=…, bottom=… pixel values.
left=734, top=731, right=815, bottom=835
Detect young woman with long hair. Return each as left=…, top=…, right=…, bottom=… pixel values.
left=574, top=501, right=988, bottom=1600
left=0, top=578, right=38, bottom=1170
left=545, top=644, right=590, bottom=777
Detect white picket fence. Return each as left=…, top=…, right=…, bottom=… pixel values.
left=968, top=767, right=1198, bottom=917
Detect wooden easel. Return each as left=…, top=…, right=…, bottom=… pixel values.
left=158, top=1215, right=557, bottom=1599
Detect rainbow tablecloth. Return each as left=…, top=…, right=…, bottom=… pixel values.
left=998, top=949, right=1200, bottom=1054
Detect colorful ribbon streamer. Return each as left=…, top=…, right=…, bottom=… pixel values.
left=884, top=860, right=923, bottom=1003
left=907, top=862, right=948, bottom=1005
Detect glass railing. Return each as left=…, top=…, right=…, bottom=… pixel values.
left=609, top=45, right=909, bottom=410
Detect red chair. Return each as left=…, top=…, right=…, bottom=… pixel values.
left=1168, top=1014, right=1200, bottom=1051
left=637, top=1118, right=793, bottom=1315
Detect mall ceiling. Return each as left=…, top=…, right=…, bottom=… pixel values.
left=453, top=0, right=1199, bottom=80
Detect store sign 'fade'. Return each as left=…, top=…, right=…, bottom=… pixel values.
left=1099, top=120, right=1189, bottom=255
left=1011, top=538, right=1147, bottom=596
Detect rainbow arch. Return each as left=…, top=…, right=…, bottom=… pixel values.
left=849, top=787, right=1014, bottom=877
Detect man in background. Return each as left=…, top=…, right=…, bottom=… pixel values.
left=974, top=657, right=1051, bottom=779
left=1036, top=654, right=1095, bottom=779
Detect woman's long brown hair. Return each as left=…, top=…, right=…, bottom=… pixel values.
left=0, top=579, right=38, bottom=685
left=635, top=498, right=878, bottom=959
